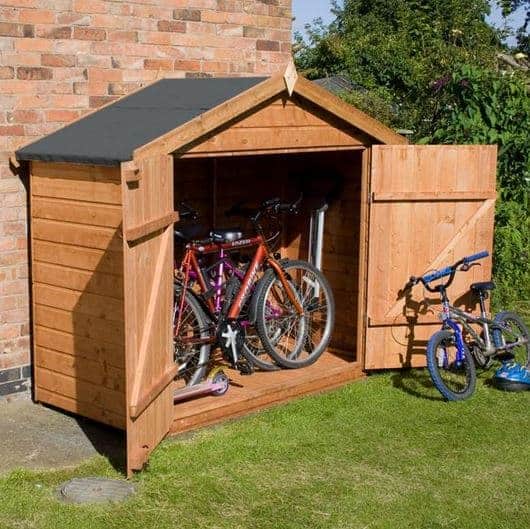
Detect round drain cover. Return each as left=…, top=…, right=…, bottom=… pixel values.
left=57, top=477, right=136, bottom=504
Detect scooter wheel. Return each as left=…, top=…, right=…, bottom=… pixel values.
left=210, top=369, right=229, bottom=396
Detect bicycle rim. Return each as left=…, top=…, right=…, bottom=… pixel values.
left=173, top=288, right=210, bottom=386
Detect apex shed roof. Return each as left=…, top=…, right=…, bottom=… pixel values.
left=16, top=77, right=266, bottom=166
left=16, top=72, right=406, bottom=166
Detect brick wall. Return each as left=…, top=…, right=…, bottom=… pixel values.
left=0, top=0, right=292, bottom=397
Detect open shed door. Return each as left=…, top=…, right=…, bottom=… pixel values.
left=121, top=154, right=178, bottom=475
left=364, top=145, right=497, bottom=369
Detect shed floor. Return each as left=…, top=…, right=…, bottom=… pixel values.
left=171, top=352, right=363, bottom=434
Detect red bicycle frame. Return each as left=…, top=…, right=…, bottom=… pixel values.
left=175, top=234, right=303, bottom=337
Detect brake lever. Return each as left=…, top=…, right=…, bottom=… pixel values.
left=459, top=262, right=479, bottom=272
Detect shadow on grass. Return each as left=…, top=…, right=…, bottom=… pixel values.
left=390, top=369, right=445, bottom=402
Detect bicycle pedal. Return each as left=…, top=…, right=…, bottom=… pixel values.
left=236, top=361, right=253, bottom=376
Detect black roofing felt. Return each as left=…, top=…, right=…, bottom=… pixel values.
left=16, top=77, right=267, bottom=166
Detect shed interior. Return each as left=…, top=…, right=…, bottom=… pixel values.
left=170, top=150, right=365, bottom=432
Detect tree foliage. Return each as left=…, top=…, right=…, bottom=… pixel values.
left=421, top=65, right=530, bottom=309
left=296, top=1, right=530, bottom=308
left=295, top=0, right=501, bottom=135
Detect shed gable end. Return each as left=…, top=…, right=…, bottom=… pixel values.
left=180, top=95, right=371, bottom=156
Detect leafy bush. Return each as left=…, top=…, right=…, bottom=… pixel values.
left=422, top=65, right=530, bottom=309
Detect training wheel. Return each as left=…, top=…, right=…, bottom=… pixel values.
left=208, top=367, right=230, bottom=396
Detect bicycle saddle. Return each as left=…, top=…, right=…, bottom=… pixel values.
left=210, top=228, right=243, bottom=243
left=470, top=281, right=495, bottom=293
left=174, top=224, right=207, bottom=242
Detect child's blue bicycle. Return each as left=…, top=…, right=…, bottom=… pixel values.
left=406, top=251, right=530, bottom=400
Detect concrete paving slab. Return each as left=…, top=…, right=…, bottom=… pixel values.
left=0, top=395, right=123, bottom=474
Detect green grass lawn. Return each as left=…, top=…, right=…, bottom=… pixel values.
left=0, top=371, right=528, bottom=529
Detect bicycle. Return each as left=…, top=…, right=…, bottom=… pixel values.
left=406, top=251, right=530, bottom=400
left=173, top=197, right=335, bottom=385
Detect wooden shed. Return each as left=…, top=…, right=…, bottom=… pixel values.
left=15, top=65, right=497, bottom=475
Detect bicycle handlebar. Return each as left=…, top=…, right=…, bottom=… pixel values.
left=226, top=195, right=302, bottom=221
left=177, top=201, right=199, bottom=221
left=406, top=250, right=489, bottom=292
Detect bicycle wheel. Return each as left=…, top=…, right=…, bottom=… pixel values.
left=426, top=330, right=476, bottom=401
left=255, top=260, right=334, bottom=368
left=492, top=311, right=530, bottom=367
left=222, top=274, right=280, bottom=371
left=173, top=285, right=211, bottom=386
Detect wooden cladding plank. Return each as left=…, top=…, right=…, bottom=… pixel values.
left=35, top=366, right=125, bottom=416
left=35, top=325, right=124, bottom=369
left=372, top=191, right=497, bottom=202
left=35, top=304, right=125, bottom=345
left=34, top=283, right=124, bottom=322
left=32, top=240, right=123, bottom=276
left=33, top=262, right=123, bottom=299
left=36, top=388, right=125, bottom=430
left=32, top=197, right=122, bottom=228
left=187, top=125, right=364, bottom=155
left=32, top=163, right=121, bottom=205
left=232, top=98, right=340, bottom=129
left=32, top=219, right=123, bottom=251
left=370, top=145, right=497, bottom=196
left=35, top=346, right=125, bottom=393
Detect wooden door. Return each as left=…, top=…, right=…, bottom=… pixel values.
left=121, top=154, right=178, bottom=475
left=364, top=145, right=497, bottom=369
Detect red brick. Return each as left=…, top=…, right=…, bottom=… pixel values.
left=74, top=0, right=108, bottom=14
left=217, top=0, right=244, bottom=12
left=50, top=94, right=88, bottom=108
left=0, top=126, right=24, bottom=136
left=173, top=9, right=201, bottom=21
left=73, top=27, right=106, bottom=41
left=89, top=95, right=117, bottom=108
left=15, top=38, right=53, bottom=52
left=157, top=20, right=186, bottom=33
left=0, top=22, right=34, bottom=38
left=16, top=66, right=52, bottom=80
left=0, top=350, right=28, bottom=369
left=36, top=25, right=72, bottom=39
left=1, top=309, right=27, bottom=324
left=108, top=30, right=138, bottom=43
left=88, top=68, right=121, bottom=82
left=19, top=9, right=54, bottom=24
left=144, top=58, right=174, bottom=70
left=0, top=296, right=17, bottom=312
left=108, top=82, right=138, bottom=96
left=174, top=60, right=201, bottom=71
left=73, top=82, right=88, bottom=95
left=0, top=66, right=14, bottom=79
left=244, top=26, right=266, bottom=38
left=41, top=53, right=76, bottom=67
left=0, top=323, right=20, bottom=341
left=256, top=39, right=280, bottom=51
left=45, top=109, right=79, bottom=122
left=6, top=110, right=40, bottom=123
left=56, top=12, right=91, bottom=25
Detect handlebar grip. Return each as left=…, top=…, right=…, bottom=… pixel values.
left=422, top=265, right=453, bottom=283
left=463, top=250, right=489, bottom=264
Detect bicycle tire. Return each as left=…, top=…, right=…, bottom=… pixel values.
left=255, top=260, right=334, bottom=369
left=492, top=311, right=530, bottom=367
left=173, top=285, right=211, bottom=386
left=222, top=274, right=280, bottom=371
left=426, top=330, right=476, bottom=401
